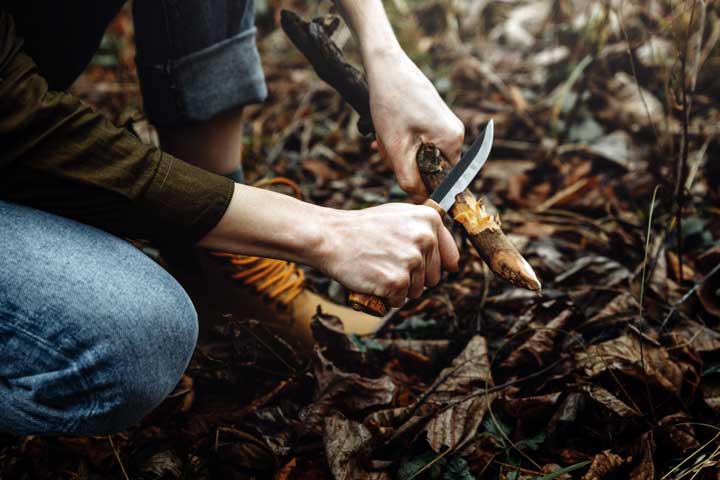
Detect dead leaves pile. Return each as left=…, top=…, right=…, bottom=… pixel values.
left=2, top=0, right=720, bottom=479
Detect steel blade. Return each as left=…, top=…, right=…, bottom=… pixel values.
left=430, top=119, right=494, bottom=212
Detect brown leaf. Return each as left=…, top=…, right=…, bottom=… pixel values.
left=656, top=413, right=700, bottom=454
left=375, top=339, right=451, bottom=363
left=580, top=293, right=639, bottom=337
left=627, top=432, right=655, bottom=480
left=665, top=319, right=720, bottom=356
left=502, top=307, right=574, bottom=370
left=426, top=395, right=490, bottom=453
left=581, top=450, right=626, bottom=479
left=539, top=463, right=572, bottom=480
left=502, top=392, right=562, bottom=419
left=215, top=426, right=278, bottom=470
left=702, top=377, right=720, bottom=413
left=324, top=415, right=389, bottom=480
left=302, top=157, right=342, bottom=185
left=698, top=246, right=720, bottom=317
left=138, top=450, right=183, bottom=479
left=426, top=336, right=494, bottom=403
left=274, top=458, right=297, bottom=480
left=576, top=335, right=684, bottom=395
left=583, top=385, right=639, bottom=418
left=311, top=309, right=355, bottom=350
left=556, top=256, right=630, bottom=287
left=300, top=349, right=396, bottom=434
left=244, top=407, right=298, bottom=458
left=601, top=72, right=666, bottom=129
left=587, top=130, right=646, bottom=171
left=423, top=336, right=494, bottom=451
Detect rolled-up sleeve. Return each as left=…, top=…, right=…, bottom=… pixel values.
left=0, top=10, right=234, bottom=243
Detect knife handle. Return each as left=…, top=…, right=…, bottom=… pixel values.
left=348, top=292, right=390, bottom=316
left=347, top=198, right=446, bottom=317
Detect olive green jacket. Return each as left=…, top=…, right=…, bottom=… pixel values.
left=0, top=10, right=234, bottom=243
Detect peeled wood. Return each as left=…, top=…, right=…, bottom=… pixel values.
left=416, top=145, right=540, bottom=291
left=281, top=10, right=541, bottom=314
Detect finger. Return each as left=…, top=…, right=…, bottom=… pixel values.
left=387, top=273, right=409, bottom=308
left=394, top=156, right=427, bottom=200
left=408, top=262, right=425, bottom=299
left=387, top=291, right=407, bottom=308
left=438, top=224, right=460, bottom=272
left=371, top=140, right=379, bottom=151
left=432, top=119, right=465, bottom=165
left=381, top=135, right=428, bottom=200
left=395, top=159, right=426, bottom=199
left=425, top=240, right=442, bottom=287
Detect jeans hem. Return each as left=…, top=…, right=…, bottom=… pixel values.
left=136, top=27, right=268, bottom=127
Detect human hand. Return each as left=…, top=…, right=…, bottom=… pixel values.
left=314, top=203, right=459, bottom=307
left=366, top=51, right=464, bottom=202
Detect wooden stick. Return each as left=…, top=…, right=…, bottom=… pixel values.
left=281, top=10, right=541, bottom=315
left=416, top=145, right=540, bottom=292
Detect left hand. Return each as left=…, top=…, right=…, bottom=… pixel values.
left=366, top=50, right=465, bottom=202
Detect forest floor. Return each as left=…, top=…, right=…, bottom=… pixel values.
left=2, top=1, right=720, bottom=479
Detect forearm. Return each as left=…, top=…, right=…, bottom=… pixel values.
left=334, top=0, right=404, bottom=67
left=199, top=185, right=460, bottom=302
left=197, top=184, right=329, bottom=268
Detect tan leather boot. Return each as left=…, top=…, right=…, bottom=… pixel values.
left=200, top=253, right=383, bottom=350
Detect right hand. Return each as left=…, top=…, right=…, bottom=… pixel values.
left=314, top=203, right=460, bottom=307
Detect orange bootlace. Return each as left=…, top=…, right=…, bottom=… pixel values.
left=211, top=177, right=306, bottom=305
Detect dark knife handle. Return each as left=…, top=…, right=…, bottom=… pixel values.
left=347, top=196, right=446, bottom=317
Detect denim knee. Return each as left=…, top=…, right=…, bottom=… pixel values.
left=1, top=261, right=198, bottom=435
left=0, top=202, right=199, bottom=436
left=82, top=280, right=199, bottom=435
left=0, top=283, right=198, bottom=436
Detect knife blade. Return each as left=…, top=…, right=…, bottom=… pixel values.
left=430, top=119, right=494, bottom=213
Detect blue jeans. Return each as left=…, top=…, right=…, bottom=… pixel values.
left=0, top=201, right=198, bottom=435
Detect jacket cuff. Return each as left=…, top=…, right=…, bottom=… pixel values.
left=142, top=152, right=234, bottom=244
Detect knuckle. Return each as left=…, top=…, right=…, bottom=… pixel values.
left=389, top=297, right=404, bottom=308
left=417, top=208, right=438, bottom=226
left=384, top=271, right=408, bottom=291
left=455, top=124, right=465, bottom=139
left=445, top=122, right=464, bottom=143
left=418, top=231, right=435, bottom=249
left=394, top=274, right=410, bottom=291
left=421, top=208, right=436, bottom=221
left=398, top=178, right=420, bottom=194
left=407, top=254, right=423, bottom=270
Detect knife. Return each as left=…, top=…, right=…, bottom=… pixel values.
left=348, top=120, right=494, bottom=316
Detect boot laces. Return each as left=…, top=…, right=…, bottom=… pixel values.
left=212, top=177, right=306, bottom=305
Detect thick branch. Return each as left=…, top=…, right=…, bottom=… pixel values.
left=281, top=10, right=373, bottom=135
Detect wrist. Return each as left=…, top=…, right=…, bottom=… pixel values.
left=359, top=37, right=404, bottom=68
left=336, top=0, right=404, bottom=72
left=300, top=204, right=342, bottom=273
left=363, top=48, right=415, bottom=88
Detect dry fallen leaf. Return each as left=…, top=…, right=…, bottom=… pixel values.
left=581, top=450, right=627, bottom=479
left=576, top=334, right=684, bottom=395
left=422, top=336, right=495, bottom=452
left=324, top=415, right=389, bottom=480
left=300, top=349, right=396, bottom=434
